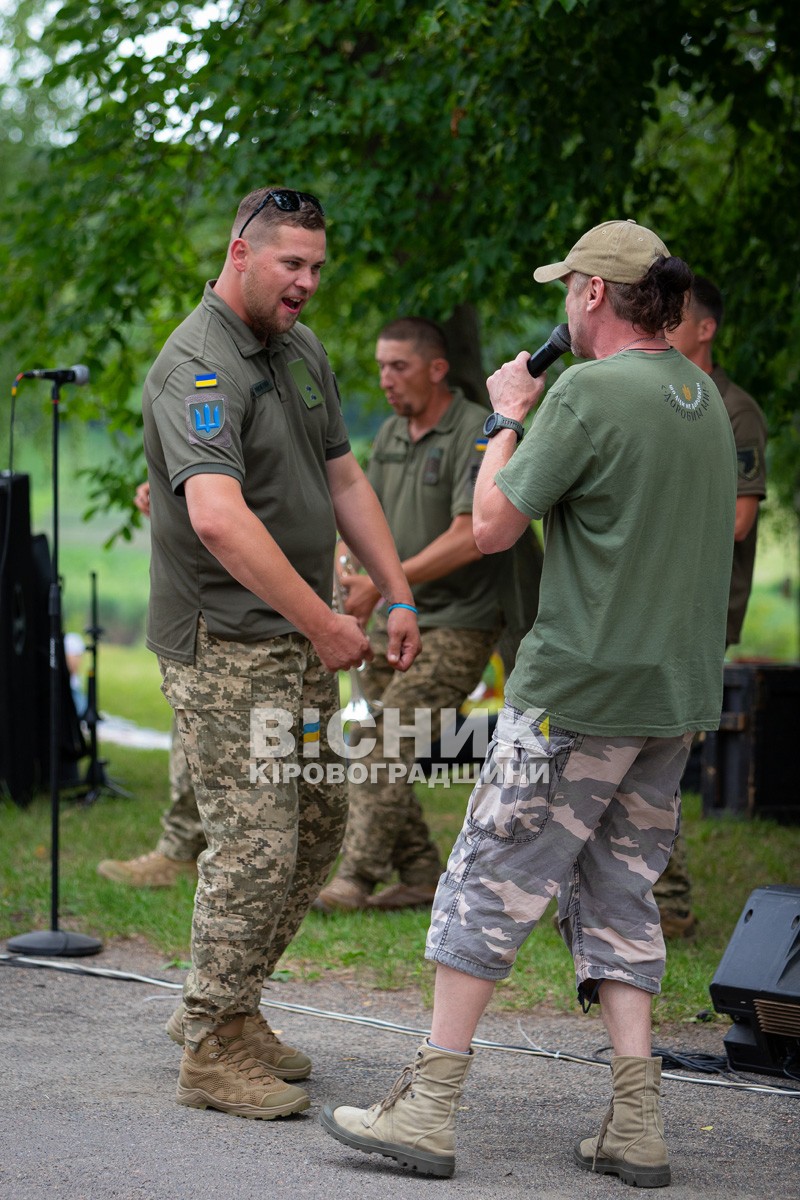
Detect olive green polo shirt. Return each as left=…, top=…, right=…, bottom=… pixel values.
left=367, top=390, right=501, bottom=631
left=143, top=282, right=350, bottom=662
left=712, top=366, right=768, bottom=645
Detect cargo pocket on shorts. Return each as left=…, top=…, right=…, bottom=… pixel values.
left=466, top=716, right=577, bottom=842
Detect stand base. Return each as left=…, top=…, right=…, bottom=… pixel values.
left=6, top=929, right=103, bottom=957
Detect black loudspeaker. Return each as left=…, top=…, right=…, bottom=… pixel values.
left=0, top=473, right=42, bottom=806
left=29, top=533, right=86, bottom=784
left=709, top=884, right=800, bottom=1078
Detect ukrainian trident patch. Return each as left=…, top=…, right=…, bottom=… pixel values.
left=185, top=393, right=232, bottom=447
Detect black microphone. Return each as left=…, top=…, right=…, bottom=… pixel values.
left=526, top=324, right=571, bottom=378
left=22, top=365, right=90, bottom=385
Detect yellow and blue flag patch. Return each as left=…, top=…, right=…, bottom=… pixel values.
left=195, top=373, right=218, bottom=388
left=474, top=437, right=488, bottom=453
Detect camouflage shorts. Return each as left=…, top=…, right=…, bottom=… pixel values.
left=426, top=704, right=692, bottom=1000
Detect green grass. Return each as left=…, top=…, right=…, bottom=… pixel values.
left=2, top=732, right=798, bottom=1028
left=3, top=439, right=798, bottom=1026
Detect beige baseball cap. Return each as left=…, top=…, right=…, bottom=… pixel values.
left=533, top=219, right=670, bottom=285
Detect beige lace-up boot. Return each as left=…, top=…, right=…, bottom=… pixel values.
left=320, top=1039, right=473, bottom=1177
left=574, top=1055, right=670, bottom=1188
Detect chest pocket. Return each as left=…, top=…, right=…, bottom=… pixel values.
left=422, top=447, right=444, bottom=485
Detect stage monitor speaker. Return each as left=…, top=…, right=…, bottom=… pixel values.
left=0, top=473, right=41, bottom=806
left=709, top=884, right=800, bottom=1078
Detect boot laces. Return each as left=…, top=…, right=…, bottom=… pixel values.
left=375, top=1061, right=418, bottom=1116
left=592, top=1099, right=614, bottom=1170
left=216, top=1035, right=279, bottom=1084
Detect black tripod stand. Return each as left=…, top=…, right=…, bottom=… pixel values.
left=8, top=375, right=101, bottom=956
left=78, top=570, right=131, bottom=805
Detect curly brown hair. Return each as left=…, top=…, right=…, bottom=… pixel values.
left=604, top=256, right=694, bottom=334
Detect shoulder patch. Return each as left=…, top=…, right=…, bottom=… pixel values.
left=185, top=392, right=232, bottom=447
left=737, top=445, right=761, bottom=481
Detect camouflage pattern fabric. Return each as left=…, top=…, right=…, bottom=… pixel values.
left=159, top=619, right=346, bottom=1050
left=339, top=620, right=498, bottom=890
left=652, top=831, right=694, bottom=918
left=156, top=718, right=206, bottom=862
left=426, top=705, right=692, bottom=1001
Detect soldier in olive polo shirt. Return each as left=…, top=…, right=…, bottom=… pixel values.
left=142, top=186, right=420, bottom=1121
left=315, top=317, right=502, bottom=913
left=668, top=276, right=767, bottom=646
left=661, top=275, right=768, bottom=939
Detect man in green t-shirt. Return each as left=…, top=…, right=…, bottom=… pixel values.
left=141, top=187, right=421, bottom=1122
left=322, top=221, right=736, bottom=1189
left=315, top=317, right=502, bottom=913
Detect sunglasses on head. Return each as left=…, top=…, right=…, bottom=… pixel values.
left=237, top=190, right=325, bottom=239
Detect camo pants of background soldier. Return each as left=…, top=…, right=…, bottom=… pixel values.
left=338, top=620, right=498, bottom=891
left=427, top=705, right=692, bottom=1001
left=155, top=719, right=206, bottom=862
left=159, top=618, right=347, bottom=1050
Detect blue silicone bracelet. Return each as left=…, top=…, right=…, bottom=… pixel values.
left=386, top=603, right=418, bottom=615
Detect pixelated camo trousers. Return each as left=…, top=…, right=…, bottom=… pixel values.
left=156, top=719, right=206, bottom=861
left=426, top=705, right=692, bottom=1000
left=159, top=619, right=346, bottom=1049
left=340, top=620, right=497, bottom=888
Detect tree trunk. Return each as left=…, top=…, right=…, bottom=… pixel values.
left=442, top=303, right=490, bottom=409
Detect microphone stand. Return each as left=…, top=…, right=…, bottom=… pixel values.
left=7, top=377, right=101, bottom=957
left=78, top=570, right=132, bottom=805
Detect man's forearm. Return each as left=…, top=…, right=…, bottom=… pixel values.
left=473, top=433, right=530, bottom=551
left=401, top=515, right=483, bottom=584
left=334, top=478, right=413, bottom=606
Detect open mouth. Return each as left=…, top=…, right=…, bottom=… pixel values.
left=282, top=296, right=303, bottom=314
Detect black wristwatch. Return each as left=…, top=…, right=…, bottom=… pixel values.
left=483, top=412, right=525, bottom=442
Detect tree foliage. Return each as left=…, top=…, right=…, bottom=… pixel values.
left=1, top=0, right=799, bottom=521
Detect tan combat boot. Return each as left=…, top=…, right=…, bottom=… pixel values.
left=574, top=1055, right=670, bottom=1188
left=660, top=912, right=697, bottom=940
left=311, top=875, right=371, bottom=913
left=176, top=1032, right=310, bottom=1119
left=320, top=1039, right=473, bottom=1177
left=166, top=1002, right=312, bottom=1080
left=96, top=850, right=197, bottom=887
left=368, top=882, right=437, bottom=911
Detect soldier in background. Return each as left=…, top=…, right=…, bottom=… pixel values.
left=656, top=276, right=768, bottom=939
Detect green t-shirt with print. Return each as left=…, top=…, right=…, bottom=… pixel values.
left=496, top=348, right=736, bottom=736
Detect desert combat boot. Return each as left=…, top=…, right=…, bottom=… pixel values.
left=166, top=1002, right=312, bottom=1080
left=96, top=850, right=197, bottom=887
left=574, top=1055, right=670, bottom=1188
left=320, top=1039, right=473, bottom=1177
left=176, top=1032, right=310, bottom=1119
